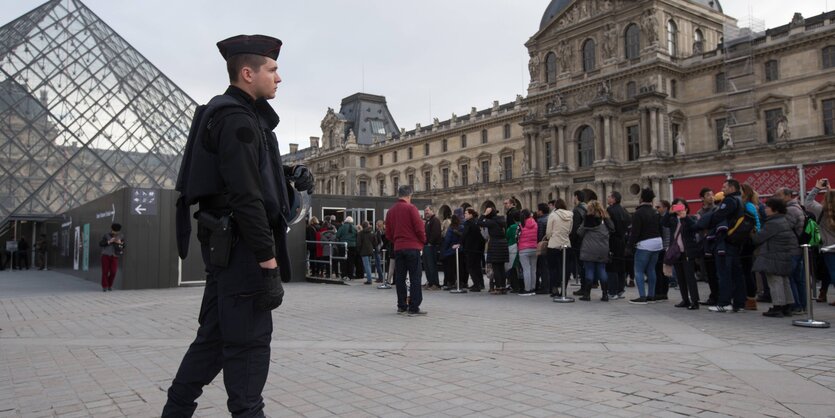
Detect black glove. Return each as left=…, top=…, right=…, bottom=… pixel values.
left=254, top=267, right=284, bottom=311
left=289, top=165, right=314, bottom=194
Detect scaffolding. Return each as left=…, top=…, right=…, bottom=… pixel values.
left=721, top=15, right=765, bottom=147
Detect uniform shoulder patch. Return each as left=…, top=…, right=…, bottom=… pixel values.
left=236, top=126, right=255, bottom=143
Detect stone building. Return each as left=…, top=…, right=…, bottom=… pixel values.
left=287, top=0, right=835, bottom=216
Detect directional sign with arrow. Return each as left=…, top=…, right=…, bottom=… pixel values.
left=131, top=188, right=158, bottom=216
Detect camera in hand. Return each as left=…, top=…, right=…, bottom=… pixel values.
left=823, top=178, right=829, bottom=187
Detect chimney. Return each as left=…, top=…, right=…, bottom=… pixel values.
left=289, top=143, right=298, bottom=153
left=310, top=136, right=319, bottom=148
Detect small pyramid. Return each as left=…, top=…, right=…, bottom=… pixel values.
left=0, top=0, right=197, bottom=222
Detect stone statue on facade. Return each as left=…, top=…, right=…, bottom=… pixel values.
left=521, top=150, right=529, bottom=174
left=602, top=23, right=617, bottom=60
left=722, top=124, right=734, bottom=150
left=558, top=40, right=573, bottom=73
left=777, top=114, right=790, bottom=141
left=528, top=53, right=541, bottom=83
left=676, top=133, right=686, bottom=155
left=432, top=174, right=437, bottom=190
left=452, top=170, right=459, bottom=186
left=641, top=9, right=659, bottom=45
left=346, top=128, right=357, bottom=145
left=474, top=167, right=481, bottom=184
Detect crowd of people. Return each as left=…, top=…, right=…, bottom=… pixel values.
left=305, top=178, right=835, bottom=317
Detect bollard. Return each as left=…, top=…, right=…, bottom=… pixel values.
left=792, top=244, right=830, bottom=328
left=377, top=249, right=391, bottom=289
left=553, top=245, right=575, bottom=303
left=450, top=246, right=467, bottom=294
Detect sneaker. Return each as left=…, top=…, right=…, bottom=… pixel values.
left=572, top=289, right=584, bottom=296
left=519, top=292, right=536, bottom=296
left=408, top=310, right=428, bottom=316
left=674, top=301, right=690, bottom=308
left=364, top=281, right=372, bottom=285
left=609, top=294, right=620, bottom=300
left=647, top=297, right=656, bottom=304
left=654, top=295, right=668, bottom=302
left=617, top=291, right=625, bottom=299
left=397, top=309, right=407, bottom=315
left=708, top=305, right=733, bottom=312
left=629, top=297, right=648, bottom=305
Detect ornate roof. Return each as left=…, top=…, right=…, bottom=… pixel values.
left=539, top=0, right=723, bottom=30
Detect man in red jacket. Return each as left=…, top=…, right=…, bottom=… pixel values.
left=385, top=185, right=428, bottom=316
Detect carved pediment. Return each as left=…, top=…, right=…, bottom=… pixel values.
left=420, top=163, right=433, bottom=171
left=456, top=155, right=471, bottom=165
left=375, top=172, right=387, bottom=180
left=476, top=151, right=492, bottom=160
left=498, top=147, right=515, bottom=156
left=388, top=169, right=401, bottom=177
left=755, top=93, right=792, bottom=117
left=404, top=166, right=416, bottom=175
left=533, top=0, right=619, bottom=41
left=809, top=82, right=835, bottom=109
left=437, top=159, right=451, bottom=167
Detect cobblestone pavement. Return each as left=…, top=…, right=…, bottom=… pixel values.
left=1, top=270, right=835, bottom=417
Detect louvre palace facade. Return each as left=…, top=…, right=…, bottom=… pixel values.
left=287, top=0, right=835, bottom=218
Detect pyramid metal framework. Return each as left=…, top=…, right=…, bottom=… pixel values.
left=0, top=0, right=196, bottom=224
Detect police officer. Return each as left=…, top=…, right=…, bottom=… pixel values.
left=163, top=34, right=313, bottom=417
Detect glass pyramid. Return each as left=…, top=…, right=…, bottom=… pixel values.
left=0, top=0, right=195, bottom=224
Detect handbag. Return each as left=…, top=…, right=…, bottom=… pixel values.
left=536, top=240, right=548, bottom=256
left=663, top=225, right=682, bottom=265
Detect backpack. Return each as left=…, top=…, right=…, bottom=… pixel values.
left=798, top=209, right=821, bottom=247
left=726, top=197, right=756, bottom=246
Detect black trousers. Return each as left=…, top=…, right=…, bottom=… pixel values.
left=700, top=256, right=719, bottom=303
left=491, top=262, right=507, bottom=289
left=466, top=252, right=484, bottom=290
left=673, top=255, right=700, bottom=305
left=546, top=248, right=565, bottom=294
left=655, top=249, right=669, bottom=296
left=163, top=237, right=272, bottom=418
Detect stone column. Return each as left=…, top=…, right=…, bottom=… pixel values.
left=604, top=115, right=612, bottom=160
left=524, top=134, right=532, bottom=173
left=557, top=125, right=567, bottom=169
left=658, top=111, right=667, bottom=156
left=551, top=126, right=559, bottom=171
left=567, top=132, right=577, bottom=171
left=533, top=132, right=541, bottom=173
left=650, top=108, right=658, bottom=156
left=639, top=108, right=649, bottom=157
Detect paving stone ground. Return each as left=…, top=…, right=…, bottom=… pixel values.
left=1, top=270, right=835, bottom=417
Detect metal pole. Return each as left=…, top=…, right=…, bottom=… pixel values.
left=553, top=245, right=575, bottom=303
left=792, top=244, right=830, bottom=328
left=377, top=249, right=391, bottom=289
left=450, top=246, right=467, bottom=294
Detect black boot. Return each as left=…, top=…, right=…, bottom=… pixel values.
left=579, top=281, right=591, bottom=301
left=781, top=304, right=793, bottom=317
left=763, top=305, right=784, bottom=318
left=573, top=282, right=586, bottom=296
left=600, top=282, right=609, bottom=302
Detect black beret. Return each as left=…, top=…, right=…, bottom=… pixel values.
left=216, top=35, right=282, bottom=61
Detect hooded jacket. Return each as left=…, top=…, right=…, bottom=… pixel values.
left=578, top=217, right=613, bottom=263
left=752, top=214, right=800, bottom=275
left=545, top=209, right=573, bottom=249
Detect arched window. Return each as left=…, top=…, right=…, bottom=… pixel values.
left=625, top=24, right=641, bottom=60
left=694, top=28, right=704, bottom=54
left=626, top=81, right=637, bottom=98
left=582, top=39, right=596, bottom=72
left=667, top=20, right=678, bottom=56
left=577, top=126, right=595, bottom=168
left=545, top=52, right=557, bottom=82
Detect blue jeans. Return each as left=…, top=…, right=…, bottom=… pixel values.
left=584, top=261, right=608, bottom=286
left=788, top=254, right=806, bottom=310
left=395, top=250, right=423, bottom=312
left=716, top=244, right=746, bottom=308
left=423, top=244, right=440, bottom=286
left=373, top=250, right=385, bottom=281
left=634, top=249, right=660, bottom=298
left=362, top=256, right=373, bottom=283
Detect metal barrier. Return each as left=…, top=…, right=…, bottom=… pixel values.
left=304, top=240, right=348, bottom=281
left=792, top=244, right=830, bottom=328
left=377, top=249, right=391, bottom=289
left=553, top=246, right=575, bottom=303
left=449, top=247, right=467, bottom=294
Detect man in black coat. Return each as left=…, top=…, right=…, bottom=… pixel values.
left=606, top=191, right=631, bottom=299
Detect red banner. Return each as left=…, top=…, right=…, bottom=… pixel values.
left=671, top=174, right=728, bottom=213
left=732, top=167, right=799, bottom=198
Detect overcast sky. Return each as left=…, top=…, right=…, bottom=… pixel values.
left=4, top=0, right=831, bottom=153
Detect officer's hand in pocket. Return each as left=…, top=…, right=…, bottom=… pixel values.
left=254, top=267, right=284, bottom=311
